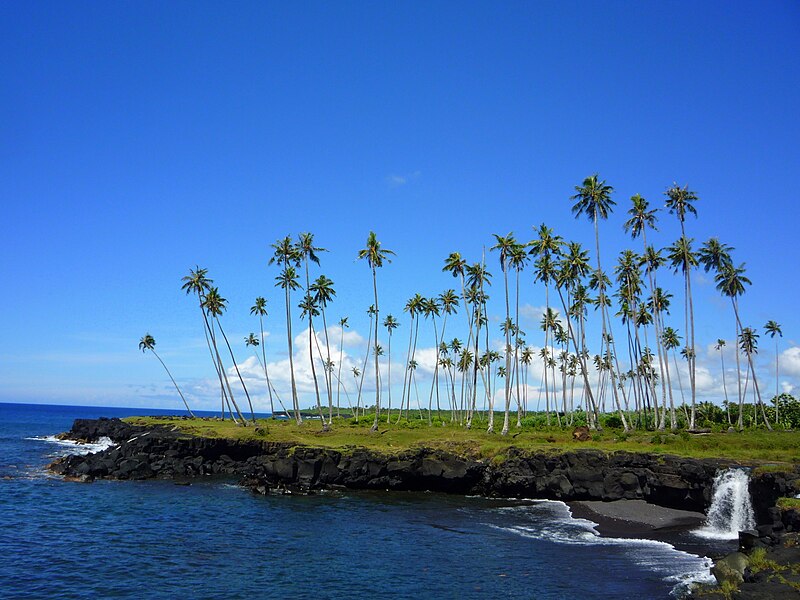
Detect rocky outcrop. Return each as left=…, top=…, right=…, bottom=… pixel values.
left=48, top=417, right=776, bottom=514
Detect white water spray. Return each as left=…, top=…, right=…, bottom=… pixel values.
left=695, top=468, right=755, bottom=540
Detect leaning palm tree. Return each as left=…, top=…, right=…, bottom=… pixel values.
left=181, top=266, right=233, bottom=419
left=714, top=262, right=768, bottom=429
left=139, top=334, right=194, bottom=417
left=357, top=231, right=395, bottom=432
left=250, top=297, right=276, bottom=417
left=764, top=320, right=783, bottom=426
left=270, top=237, right=302, bottom=424
left=383, top=314, right=399, bottom=422
left=202, top=287, right=252, bottom=423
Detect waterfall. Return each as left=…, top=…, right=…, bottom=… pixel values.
left=695, top=468, right=755, bottom=540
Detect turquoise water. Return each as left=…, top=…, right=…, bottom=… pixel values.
left=0, top=403, right=714, bottom=599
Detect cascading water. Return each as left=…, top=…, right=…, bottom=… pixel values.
left=695, top=468, right=756, bottom=540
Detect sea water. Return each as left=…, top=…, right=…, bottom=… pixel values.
left=0, top=402, right=717, bottom=599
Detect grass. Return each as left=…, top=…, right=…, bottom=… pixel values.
left=123, top=414, right=800, bottom=464
left=777, top=497, right=800, bottom=510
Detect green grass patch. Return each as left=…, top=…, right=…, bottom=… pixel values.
left=777, top=497, right=800, bottom=510
left=122, top=414, right=800, bottom=464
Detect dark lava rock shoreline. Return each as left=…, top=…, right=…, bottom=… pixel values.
left=51, top=418, right=799, bottom=516
left=50, top=418, right=800, bottom=597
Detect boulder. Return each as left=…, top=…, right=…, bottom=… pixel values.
left=711, top=552, right=749, bottom=587
left=572, top=426, right=590, bottom=441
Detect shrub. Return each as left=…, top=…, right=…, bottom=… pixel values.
left=603, top=414, right=623, bottom=429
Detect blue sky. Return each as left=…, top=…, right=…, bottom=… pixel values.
left=1, top=2, right=799, bottom=411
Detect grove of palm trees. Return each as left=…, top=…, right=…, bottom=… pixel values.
left=142, top=176, right=797, bottom=437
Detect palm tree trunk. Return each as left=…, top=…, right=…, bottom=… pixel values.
left=307, top=320, right=326, bottom=427
left=371, top=266, right=380, bottom=432
left=284, top=280, right=301, bottom=424
left=386, top=331, right=393, bottom=423
left=337, top=325, right=345, bottom=418
left=258, top=316, right=276, bottom=417
left=210, top=320, right=245, bottom=423
left=151, top=350, right=194, bottom=417
left=217, top=318, right=256, bottom=423
left=320, top=306, right=334, bottom=424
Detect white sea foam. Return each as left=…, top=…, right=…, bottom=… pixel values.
left=486, top=500, right=714, bottom=597
left=26, top=435, right=116, bottom=457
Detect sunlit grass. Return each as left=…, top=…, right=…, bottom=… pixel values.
left=124, top=414, right=800, bottom=464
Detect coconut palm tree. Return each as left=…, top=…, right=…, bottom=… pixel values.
left=490, top=232, right=519, bottom=435
left=764, top=320, right=783, bottom=426
left=270, top=237, right=303, bottom=423
left=383, top=314, right=399, bottom=422
left=715, top=339, right=731, bottom=426
left=530, top=223, right=563, bottom=425
left=202, top=287, right=250, bottom=423
left=667, top=236, right=699, bottom=428
left=297, top=234, right=327, bottom=412
left=181, top=266, right=234, bottom=419
left=555, top=241, right=610, bottom=429
left=336, top=317, right=349, bottom=417
left=274, top=263, right=302, bottom=423
left=400, top=294, right=424, bottom=422
left=311, top=275, right=337, bottom=422
left=250, top=297, right=276, bottom=417
left=738, top=326, right=771, bottom=429
left=422, top=296, right=443, bottom=422
left=139, top=334, right=195, bottom=417
left=571, top=175, right=625, bottom=431
left=665, top=184, right=699, bottom=426
left=465, top=260, right=492, bottom=429
left=357, top=231, right=395, bottom=432
left=715, top=261, right=758, bottom=429
left=299, top=292, right=327, bottom=428
left=623, top=195, right=667, bottom=429
left=661, top=326, right=686, bottom=425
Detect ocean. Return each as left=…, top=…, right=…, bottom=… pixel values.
left=0, top=402, right=718, bottom=599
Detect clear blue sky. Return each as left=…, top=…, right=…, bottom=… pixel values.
left=1, top=1, right=799, bottom=411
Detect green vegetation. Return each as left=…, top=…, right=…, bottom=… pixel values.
left=139, top=176, right=793, bottom=440
left=124, top=414, right=800, bottom=463
left=777, top=497, right=800, bottom=510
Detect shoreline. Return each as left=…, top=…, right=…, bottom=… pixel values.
left=49, top=417, right=800, bottom=597
left=567, top=499, right=736, bottom=559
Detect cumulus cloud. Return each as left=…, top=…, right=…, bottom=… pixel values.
left=780, top=346, right=800, bottom=377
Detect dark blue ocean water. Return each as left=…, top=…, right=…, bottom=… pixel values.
left=0, top=402, right=714, bottom=599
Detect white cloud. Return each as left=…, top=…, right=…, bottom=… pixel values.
left=520, top=304, right=549, bottom=323
left=780, top=346, right=800, bottom=377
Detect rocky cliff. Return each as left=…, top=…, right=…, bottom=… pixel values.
left=50, top=417, right=797, bottom=521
